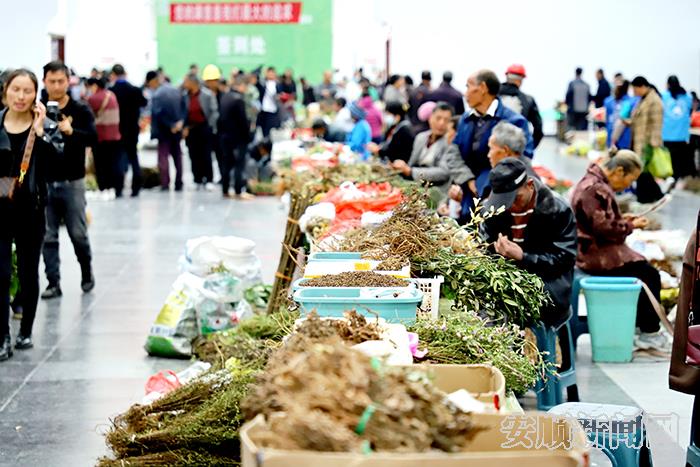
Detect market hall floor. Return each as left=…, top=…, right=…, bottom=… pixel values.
left=0, top=138, right=697, bottom=466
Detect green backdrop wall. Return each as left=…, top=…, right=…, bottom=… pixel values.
left=156, top=0, right=332, bottom=82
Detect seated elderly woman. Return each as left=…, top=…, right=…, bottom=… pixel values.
left=571, top=149, right=670, bottom=353
left=391, top=102, right=471, bottom=197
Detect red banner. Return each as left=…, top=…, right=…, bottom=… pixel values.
left=170, top=2, right=302, bottom=24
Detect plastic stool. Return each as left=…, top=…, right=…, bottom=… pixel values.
left=549, top=402, right=653, bottom=467
left=689, top=415, right=700, bottom=467
left=532, top=311, right=579, bottom=411
left=571, top=268, right=591, bottom=349
left=688, top=442, right=700, bottom=467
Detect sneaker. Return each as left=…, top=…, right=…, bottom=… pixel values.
left=15, top=335, right=33, bottom=350
left=41, top=285, right=62, bottom=300
left=634, top=331, right=672, bottom=353
left=0, top=335, right=12, bottom=361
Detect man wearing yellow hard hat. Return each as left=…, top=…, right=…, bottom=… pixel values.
left=202, top=64, right=225, bottom=184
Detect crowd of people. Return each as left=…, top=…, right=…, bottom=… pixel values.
left=0, top=59, right=698, bottom=364
left=566, top=67, right=700, bottom=200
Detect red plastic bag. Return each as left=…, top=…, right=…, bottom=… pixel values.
left=322, top=182, right=403, bottom=219
left=145, top=370, right=181, bottom=395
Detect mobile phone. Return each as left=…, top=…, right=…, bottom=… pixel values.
left=46, top=101, right=60, bottom=121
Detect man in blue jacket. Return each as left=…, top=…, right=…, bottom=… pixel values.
left=147, top=71, right=185, bottom=191
left=450, top=69, right=533, bottom=223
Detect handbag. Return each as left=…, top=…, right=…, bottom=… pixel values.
left=93, top=90, right=112, bottom=126
left=686, top=211, right=700, bottom=366
left=0, top=124, right=36, bottom=199
left=643, top=144, right=674, bottom=179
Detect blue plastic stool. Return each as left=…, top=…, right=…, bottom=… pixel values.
left=688, top=416, right=700, bottom=467
left=532, top=310, right=579, bottom=411
left=549, top=402, right=653, bottom=467
left=571, top=268, right=591, bottom=349
left=688, top=442, right=700, bottom=467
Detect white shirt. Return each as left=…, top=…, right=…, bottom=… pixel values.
left=468, top=98, right=499, bottom=118
left=261, top=80, right=278, bottom=113
left=333, top=107, right=355, bottom=133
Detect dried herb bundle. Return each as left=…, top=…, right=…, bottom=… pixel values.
left=338, top=190, right=439, bottom=262
left=242, top=339, right=483, bottom=453
left=409, top=311, right=551, bottom=395
left=303, top=271, right=408, bottom=288
left=103, top=368, right=254, bottom=462
left=375, top=256, right=408, bottom=271
left=292, top=311, right=382, bottom=345
left=98, top=449, right=237, bottom=466
left=192, top=332, right=281, bottom=369
left=101, top=311, right=299, bottom=465
left=269, top=164, right=408, bottom=313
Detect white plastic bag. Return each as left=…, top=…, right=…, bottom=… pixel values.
left=179, top=236, right=263, bottom=287
left=299, top=202, right=336, bottom=233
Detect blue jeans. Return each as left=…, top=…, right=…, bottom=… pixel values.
left=43, top=179, right=93, bottom=286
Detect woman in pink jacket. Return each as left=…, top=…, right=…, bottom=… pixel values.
left=358, top=95, right=383, bottom=144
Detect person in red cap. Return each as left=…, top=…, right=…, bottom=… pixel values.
left=499, top=64, right=543, bottom=148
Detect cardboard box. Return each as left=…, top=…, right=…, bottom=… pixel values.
left=409, top=364, right=507, bottom=412
left=241, top=412, right=590, bottom=467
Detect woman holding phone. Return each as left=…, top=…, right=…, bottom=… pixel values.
left=0, top=68, right=54, bottom=360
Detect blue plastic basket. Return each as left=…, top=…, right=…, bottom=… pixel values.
left=581, top=277, right=641, bottom=363
left=307, top=252, right=362, bottom=261
left=291, top=277, right=415, bottom=291
left=292, top=287, right=422, bottom=324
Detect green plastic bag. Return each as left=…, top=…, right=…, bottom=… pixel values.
left=644, top=145, right=674, bottom=179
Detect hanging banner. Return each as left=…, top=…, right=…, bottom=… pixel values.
left=156, top=0, right=332, bottom=82
left=170, top=2, right=303, bottom=24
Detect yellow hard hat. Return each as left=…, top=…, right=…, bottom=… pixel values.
left=202, top=64, right=221, bottom=81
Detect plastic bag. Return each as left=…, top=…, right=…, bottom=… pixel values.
left=194, top=271, right=253, bottom=334
left=644, top=145, right=674, bottom=179
left=144, top=273, right=201, bottom=358
left=299, top=202, right=336, bottom=233
left=145, top=272, right=253, bottom=358
left=179, top=236, right=263, bottom=288
left=197, top=298, right=253, bottom=334
left=142, top=362, right=212, bottom=404
left=145, top=370, right=181, bottom=395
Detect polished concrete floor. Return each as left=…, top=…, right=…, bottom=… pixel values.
left=0, top=138, right=697, bottom=466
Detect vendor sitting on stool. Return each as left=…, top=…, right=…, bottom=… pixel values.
left=481, top=158, right=577, bottom=327
left=570, top=150, right=671, bottom=353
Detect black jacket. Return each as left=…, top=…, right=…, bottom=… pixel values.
left=218, top=90, right=250, bottom=146
left=593, top=79, right=611, bottom=108
left=408, top=83, right=431, bottom=124
left=378, top=119, right=415, bottom=162
left=499, top=82, right=543, bottom=148
left=111, top=79, right=147, bottom=144
left=40, top=96, right=97, bottom=182
left=481, top=179, right=578, bottom=325
left=426, top=82, right=465, bottom=116
left=0, top=109, right=59, bottom=209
